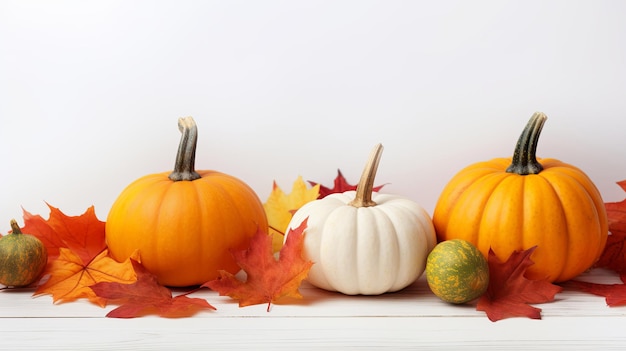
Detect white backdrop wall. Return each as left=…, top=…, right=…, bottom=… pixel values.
left=1, top=0, right=626, bottom=233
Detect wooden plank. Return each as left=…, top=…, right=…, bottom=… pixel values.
left=2, top=316, right=626, bottom=350
left=1, top=268, right=625, bottom=349
left=1, top=270, right=622, bottom=319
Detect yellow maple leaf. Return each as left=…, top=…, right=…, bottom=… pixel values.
left=263, top=176, right=319, bottom=252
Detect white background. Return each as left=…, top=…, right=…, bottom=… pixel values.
left=1, top=0, right=626, bottom=234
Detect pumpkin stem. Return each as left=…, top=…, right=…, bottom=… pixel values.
left=506, top=112, right=547, bottom=175
left=169, top=116, right=201, bottom=181
left=349, top=143, right=383, bottom=208
left=9, top=219, right=22, bottom=235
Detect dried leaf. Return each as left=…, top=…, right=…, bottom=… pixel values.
left=20, top=204, right=136, bottom=305
left=476, top=247, right=562, bottom=322
left=594, top=232, right=626, bottom=281
left=595, top=180, right=626, bottom=280
left=263, top=176, right=319, bottom=252
left=203, top=219, right=313, bottom=311
left=605, top=180, right=626, bottom=236
left=308, top=169, right=386, bottom=199
left=34, top=249, right=137, bottom=306
left=563, top=280, right=626, bottom=307
left=561, top=181, right=626, bottom=306
left=92, top=259, right=215, bottom=318
left=22, top=204, right=106, bottom=263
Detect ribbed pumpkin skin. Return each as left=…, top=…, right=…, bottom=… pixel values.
left=0, top=232, right=47, bottom=287
left=433, top=157, right=608, bottom=283
left=426, top=239, right=489, bottom=304
left=287, top=191, right=437, bottom=295
left=105, top=170, right=268, bottom=287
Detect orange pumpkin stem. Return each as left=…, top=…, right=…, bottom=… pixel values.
left=169, top=116, right=202, bottom=181
left=9, top=219, right=22, bottom=235
left=349, top=143, right=383, bottom=208
left=506, top=112, right=547, bottom=175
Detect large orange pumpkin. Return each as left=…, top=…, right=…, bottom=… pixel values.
left=432, top=112, right=607, bottom=282
left=105, top=117, right=268, bottom=287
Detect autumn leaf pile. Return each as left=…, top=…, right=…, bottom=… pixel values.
left=13, top=205, right=216, bottom=317
left=1, top=200, right=313, bottom=318
left=3, top=170, right=626, bottom=322
left=23, top=205, right=138, bottom=306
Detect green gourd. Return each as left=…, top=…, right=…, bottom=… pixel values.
left=0, top=219, right=48, bottom=287
left=426, top=239, right=489, bottom=304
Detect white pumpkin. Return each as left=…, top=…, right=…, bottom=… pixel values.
left=285, top=144, right=436, bottom=295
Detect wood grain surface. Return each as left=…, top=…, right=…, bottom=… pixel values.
left=1, top=269, right=624, bottom=350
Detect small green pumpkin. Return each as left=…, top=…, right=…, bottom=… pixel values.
left=0, top=219, right=48, bottom=287
left=425, top=239, right=489, bottom=304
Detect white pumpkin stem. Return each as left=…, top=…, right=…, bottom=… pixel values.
left=169, top=116, right=201, bottom=181
left=349, top=143, right=383, bottom=208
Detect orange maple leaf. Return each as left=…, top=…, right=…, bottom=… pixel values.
left=20, top=204, right=137, bottom=306
left=22, top=204, right=106, bottom=263
left=91, top=259, right=215, bottom=318
left=203, top=218, right=313, bottom=311
left=33, top=249, right=138, bottom=306
left=476, top=247, right=562, bottom=322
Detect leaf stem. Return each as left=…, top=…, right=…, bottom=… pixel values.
left=268, top=225, right=285, bottom=237
left=349, top=143, right=383, bottom=208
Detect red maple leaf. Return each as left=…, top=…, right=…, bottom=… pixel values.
left=560, top=180, right=626, bottom=305
left=308, top=169, right=386, bottom=199
left=91, top=259, right=216, bottom=318
left=594, top=232, right=626, bottom=281
left=203, top=219, right=313, bottom=311
left=594, top=180, right=626, bottom=280
left=476, top=247, right=563, bottom=322
left=563, top=280, right=626, bottom=307
left=605, top=180, right=626, bottom=235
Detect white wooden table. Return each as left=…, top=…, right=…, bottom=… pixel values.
left=1, top=268, right=624, bottom=350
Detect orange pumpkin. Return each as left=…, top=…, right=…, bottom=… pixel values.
left=432, top=112, right=607, bottom=282
left=105, top=117, right=267, bottom=287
